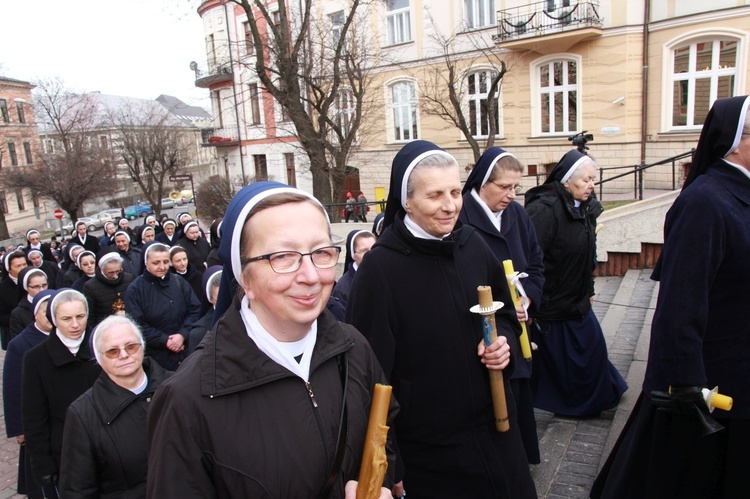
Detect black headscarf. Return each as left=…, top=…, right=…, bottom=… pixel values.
left=685, top=95, right=750, bottom=188
left=462, top=146, right=516, bottom=194
left=545, top=149, right=591, bottom=185
left=343, top=230, right=373, bottom=274
left=383, top=140, right=456, bottom=229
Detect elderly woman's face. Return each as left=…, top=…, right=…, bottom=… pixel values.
left=480, top=170, right=522, bottom=213
left=147, top=250, right=171, bottom=278
left=564, top=163, right=597, bottom=202
left=55, top=300, right=87, bottom=340
left=405, top=166, right=463, bottom=238
left=240, top=201, right=335, bottom=339
left=98, top=323, right=144, bottom=381
left=352, top=235, right=375, bottom=266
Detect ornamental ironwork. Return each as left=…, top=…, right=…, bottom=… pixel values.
left=495, top=1, right=602, bottom=42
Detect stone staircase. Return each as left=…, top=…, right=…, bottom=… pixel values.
left=532, top=269, right=658, bottom=498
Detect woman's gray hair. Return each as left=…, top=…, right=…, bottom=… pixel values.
left=406, top=153, right=459, bottom=198
left=91, top=314, right=146, bottom=365
left=207, top=271, right=222, bottom=301
left=566, top=157, right=598, bottom=183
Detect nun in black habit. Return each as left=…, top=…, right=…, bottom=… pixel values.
left=346, top=140, right=536, bottom=498
left=459, top=147, right=544, bottom=464
left=592, top=95, right=750, bottom=499
left=524, top=150, right=626, bottom=417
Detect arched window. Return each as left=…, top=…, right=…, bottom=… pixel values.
left=668, top=38, right=739, bottom=129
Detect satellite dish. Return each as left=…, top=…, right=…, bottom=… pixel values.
left=189, top=61, right=198, bottom=71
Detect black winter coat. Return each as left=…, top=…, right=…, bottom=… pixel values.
left=124, top=271, right=200, bottom=371
left=63, top=267, right=83, bottom=288
left=21, top=331, right=101, bottom=480
left=170, top=265, right=206, bottom=313
left=0, top=277, right=21, bottom=329
left=118, top=247, right=143, bottom=277
left=36, top=261, right=60, bottom=290
left=147, top=300, right=396, bottom=498
left=82, top=270, right=135, bottom=328
left=59, top=358, right=172, bottom=498
left=154, top=232, right=177, bottom=247
left=9, top=298, right=34, bottom=340
left=345, top=215, right=535, bottom=498
left=524, top=181, right=603, bottom=320
left=69, top=234, right=100, bottom=254
left=3, top=324, right=48, bottom=438
left=176, top=236, right=210, bottom=270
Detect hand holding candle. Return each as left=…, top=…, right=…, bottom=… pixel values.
left=502, top=259, right=533, bottom=360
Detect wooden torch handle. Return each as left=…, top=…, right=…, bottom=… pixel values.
left=477, top=286, right=510, bottom=432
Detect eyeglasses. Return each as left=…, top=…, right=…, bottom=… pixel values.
left=27, top=283, right=48, bottom=291
left=489, top=181, right=521, bottom=194
left=354, top=248, right=371, bottom=255
left=102, top=342, right=142, bottom=359
left=241, top=246, right=341, bottom=274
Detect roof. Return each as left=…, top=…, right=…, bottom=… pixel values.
left=155, top=94, right=212, bottom=121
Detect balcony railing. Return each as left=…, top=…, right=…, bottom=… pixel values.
left=201, top=127, right=239, bottom=147
left=194, top=59, right=234, bottom=88
left=495, top=1, right=602, bottom=42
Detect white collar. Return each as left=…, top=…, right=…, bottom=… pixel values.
left=722, top=159, right=750, bottom=181
left=404, top=214, right=446, bottom=240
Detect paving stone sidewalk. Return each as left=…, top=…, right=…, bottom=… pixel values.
left=532, top=269, right=658, bottom=498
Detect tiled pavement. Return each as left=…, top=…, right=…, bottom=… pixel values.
left=0, top=269, right=653, bottom=498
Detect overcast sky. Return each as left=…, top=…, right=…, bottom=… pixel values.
left=1, top=0, right=209, bottom=107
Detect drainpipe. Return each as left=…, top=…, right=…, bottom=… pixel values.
left=224, top=0, right=247, bottom=186
left=640, top=0, right=650, bottom=170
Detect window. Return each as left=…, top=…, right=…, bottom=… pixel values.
left=670, top=39, right=738, bottom=129
left=45, top=139, right=55, bottom=154
left=32, top=191, right=40, bottom=208
left=214, top=91, right=224, bottom=128
left=0, top=192, right=7, bottom=214
left=467, top=70, right=500, bottom=137
left=391, top=81, right=418, bottom=141
left=254, top=154, right=268, bottom=180
left=0, top=100, right=8, bottom=123
left=7, top=142, right=18, bottom=166
left=23, top=142, right=32, bottom=164
left=334, top=89, right=356, bottom=140
left=330, top=11, right=345, bottom=47
left=243, top=21, right=254, bottom=55
left=15, top=102, right=25, bottom=123
left=537, top=59, right=578, bottom=134
left=15, top=189, right=25, bottom=211
left=249, top=84, right=261, bottom=125
left=100, top=136, right=109, bottom=149
left=272, top=11, right=281, bottom=27
left=386, top=0, right=411, bottom=45
left=285, top=153, right=296, bottom=187
left=465, top=0, right=495, bottom=29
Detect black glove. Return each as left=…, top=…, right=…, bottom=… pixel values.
left=39, top=473, right=58, bottom=488
left=650, top=386, right=724, bottom=436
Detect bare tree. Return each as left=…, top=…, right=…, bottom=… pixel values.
left=0, top=78, right=118, bottom=222
left=105, top=101, right=196, bottom=216
left=196, top=174, right=244, bottom=221
left=419, top=15, right=512, bottom=164
left=0, top=142, right=8, bottom=239
left=232, top=0, right=375, bottom=209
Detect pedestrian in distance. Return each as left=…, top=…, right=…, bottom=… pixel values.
left=345, top=191, right=356, bottom=223
left=356, top=191, right=368, bottom=222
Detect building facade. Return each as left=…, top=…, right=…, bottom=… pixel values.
left=193, top=0, right=750, bottom=205
left=0, top=77, right=46, bottom=237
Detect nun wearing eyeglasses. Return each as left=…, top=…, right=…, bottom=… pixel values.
left=21, top=289, right=101, bottom=498
left=524, top=150, right=626, bottom=418
left=59, top=316, right=171, bottom=499
left=346, top=141, right=536, bottom=498
left=147, top=182, right=396, bottom=498
left=459, top=147, right=545, bottom=465
left=331, top=230, right=376, bottom=310
left=9, top=267, right=48, bottom=340
left=592, top=96, right=750, bottom=499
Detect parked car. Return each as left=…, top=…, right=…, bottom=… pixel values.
left=56, top=217, right=96, bottom=236
left=160, top=198, right=175, bottom=210
left=124, top=204, right=154, bottom=220
left=100, top=208, right=124, bottom=220
left=88, top=211, right=115, bottom=228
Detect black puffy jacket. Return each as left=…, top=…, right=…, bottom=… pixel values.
left=59, top=358, right=172, bottom=498
left=82, top=270, right=135, bottom=327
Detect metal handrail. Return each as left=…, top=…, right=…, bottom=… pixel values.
left=495, top=0, right=602, bottom=42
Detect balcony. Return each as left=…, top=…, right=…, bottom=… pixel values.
left=201, top=127, right=239, bottom=148
left=495, top=1, right=603, bottom=54
left=194, top=59, right=234, bottom=88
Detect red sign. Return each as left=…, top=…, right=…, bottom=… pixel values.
left=54, top=209, right=64, bottom=220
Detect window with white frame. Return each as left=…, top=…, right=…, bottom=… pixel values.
left=334, top=88, right=356, bottom=140
left=243, top=21, right=255, bottom=56
left=390, top=81, right=418, bottom=141
left=465, top=0, right=495, bottom=29
left=467, top=70, right=500, bottom=137
left=330, top=11, right=345, bottom=47
left=537, top=59, right=578, bottom=134
left=248, top=83, right=262, bottom=125
left=386, top=0, right=411, bottom=46
left=670, top=38, right=738, bottom=129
